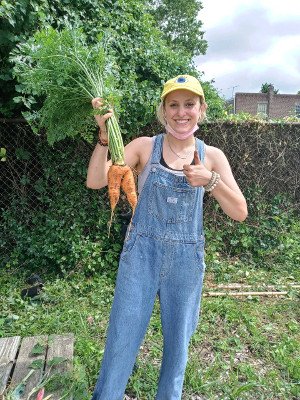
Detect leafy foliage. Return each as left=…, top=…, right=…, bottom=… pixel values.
left=0, top=0, right=211, bottom=121
left=148, top=0, right=207, bottom=57
left=0, top=137, right=124, bottom=274
left=260, top=83, right=279, bottom=94
left=201, top=81, right=226, bottom=120
left=11, top=27, right=120, bottom=144
left=205, top=188, right=300, bottom=269
left=1, top=117, right=299, bottom=274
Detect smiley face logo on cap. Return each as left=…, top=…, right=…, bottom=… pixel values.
left=176, top=76, right=187, bottom=83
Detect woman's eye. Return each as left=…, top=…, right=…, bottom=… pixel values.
left=186, top=103, right=195, bottom=108
left=170, top=104, right=177, bottom=108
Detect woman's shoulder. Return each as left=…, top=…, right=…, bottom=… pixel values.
left=126, top=136, right=154, bottom=153
left=125, top=136, right=155, bottom=172
left=205, top=144, right=225, bottom=157
left=131, top=136, right=154, bottom=145
left=205, top=144, right=230, bottom=169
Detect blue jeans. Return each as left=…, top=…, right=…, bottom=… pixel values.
left=92, top=134, right=206, bottom=400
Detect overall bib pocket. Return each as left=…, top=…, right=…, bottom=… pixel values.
left=148, top=182, right=196, bottom=223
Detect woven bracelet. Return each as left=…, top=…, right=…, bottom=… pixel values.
left=97, top=128, right=108, bottom=146
left=204, top=171, right=217, bottom=191
left=204, top=171, right=220, bottom=192
left=97, top=138, right=108, bottom=147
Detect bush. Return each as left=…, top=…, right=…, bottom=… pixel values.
left=204, top=188, right=300, bottom=268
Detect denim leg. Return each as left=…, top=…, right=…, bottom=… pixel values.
left=156, top=243, right=205, bottom=400
left=92, top=236, right=159, bottom=400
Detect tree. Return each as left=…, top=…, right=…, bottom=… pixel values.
left=2, top=0, right=223, bottom=127
left=0, top=0, right=186, bottom=119
left=148, top=0, right=207, bottom=57
left=260, top=83, right=279, bottom=94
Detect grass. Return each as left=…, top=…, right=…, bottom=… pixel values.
left=0, top=258, right=299, bottom=400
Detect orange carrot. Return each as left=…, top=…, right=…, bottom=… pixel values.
left=107, top=164, right=137, bottom=236
left=121, top=167, right=137, bottom=212
left=107, top=164, right=130, bottom=212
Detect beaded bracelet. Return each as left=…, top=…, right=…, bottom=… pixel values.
left=204, top=171, right=221, bottom=192
left=208, top=174, right=220, bottom=192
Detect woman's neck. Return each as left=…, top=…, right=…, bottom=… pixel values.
left=165, top=132, right=195, bottom=150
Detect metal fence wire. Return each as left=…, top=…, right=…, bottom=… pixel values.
left=0, top=120, right=92, bottom=211
left=0, top=119, right=104, bottom=269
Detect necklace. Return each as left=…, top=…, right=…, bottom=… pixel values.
left=166, top=135, right=195, bottom=160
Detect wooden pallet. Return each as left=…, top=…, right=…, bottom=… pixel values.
left=0, top=334, right=74, bottom=400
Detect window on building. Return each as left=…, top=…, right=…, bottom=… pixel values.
left=295, top=104, right=300, bottom=118
left=257, top=102, right=267, bottom=115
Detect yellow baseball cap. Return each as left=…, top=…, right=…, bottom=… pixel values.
left=161, top=75, right=205, bottom=100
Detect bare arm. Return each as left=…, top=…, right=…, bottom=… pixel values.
left=183, top=147, right=248, bottom=222
left=208, top=147, right=248, bottom=221
left=86, top=143, right=111, bottom=189
left=86, top=97, right=112, bottom=189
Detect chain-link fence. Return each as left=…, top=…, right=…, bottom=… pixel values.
left=0, top=119, right=124, bottom=272
left=0, top=119, right=95, bottom=213
left=1, top=119, right=299, bottom=272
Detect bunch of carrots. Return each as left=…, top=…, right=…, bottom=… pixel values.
left=95, top=101, right=138, bottom=225
left=11, top=27, right=137, bottom=227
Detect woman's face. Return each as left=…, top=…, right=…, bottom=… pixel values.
left=164, top=89, right=202, bottom=134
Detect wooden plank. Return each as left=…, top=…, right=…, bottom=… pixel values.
left=0, top=336, right=21, bottom=397
left=9, top=336, right=47, bottom=400
left=206, top=283, right=300, bottom=289
left=44, top=334, right=74, bottom=400
left=204, top=291, right=288, bottom=297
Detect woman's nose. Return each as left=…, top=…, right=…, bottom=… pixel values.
left=176, top=106, right=186, bottom=116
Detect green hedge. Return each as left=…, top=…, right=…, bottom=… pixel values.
left=0, top=120, right=299, bottom=273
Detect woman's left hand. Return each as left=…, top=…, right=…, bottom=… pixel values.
left=183, top=151, right=212, bottom=187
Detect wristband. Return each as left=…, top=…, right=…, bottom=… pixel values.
left=97, top=129, right=108, bottom=146
left=97, top=138, right=108, bottom=147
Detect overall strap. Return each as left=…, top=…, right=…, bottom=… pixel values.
left=196, top=138, right=205, bottom=163
left=150, top=133, right=164, bottom=165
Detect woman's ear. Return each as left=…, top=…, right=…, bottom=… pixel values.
left=201, top=102, right=208, bottom=112
left=198, top=101, right=208, bottom=122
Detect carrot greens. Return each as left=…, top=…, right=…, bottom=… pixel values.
left=11, top=27, right=137, bottom=219
left=11, top=27, right=122, bottom=148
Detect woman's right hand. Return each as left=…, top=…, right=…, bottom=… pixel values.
left=91, top=97, right=113, bottom=143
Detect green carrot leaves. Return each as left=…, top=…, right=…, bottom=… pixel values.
left=11, top=28, right=120, bottom=145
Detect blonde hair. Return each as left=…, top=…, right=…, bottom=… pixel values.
left=156, top=96, right=207, bottom=127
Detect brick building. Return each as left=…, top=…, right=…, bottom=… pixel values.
left=234, top=86, right=300, bottom=118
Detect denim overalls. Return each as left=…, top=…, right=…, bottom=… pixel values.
left=92, top=134, right=206, bottom=400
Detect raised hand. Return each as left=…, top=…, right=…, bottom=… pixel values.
left=91, top=97, right=113, bottom=143
left=183, top=150, right=212, bottom=187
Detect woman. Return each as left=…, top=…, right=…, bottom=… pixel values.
left=87, top=75, right=248, bottom=400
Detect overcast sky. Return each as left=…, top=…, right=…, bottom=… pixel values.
left=195, top=0, right=300, bottom=99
